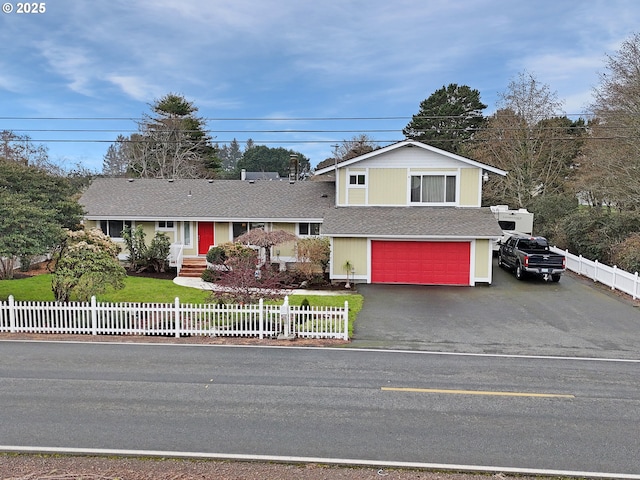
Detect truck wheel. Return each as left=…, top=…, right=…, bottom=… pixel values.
left=551, top=274, right=561, bottom=282
left=515, top=264, right=525, bottom=280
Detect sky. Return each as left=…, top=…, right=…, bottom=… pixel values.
left=1, top=0, right=639, bottom=171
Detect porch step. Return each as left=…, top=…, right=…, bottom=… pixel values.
left=179, top=258, right=207, bottom=278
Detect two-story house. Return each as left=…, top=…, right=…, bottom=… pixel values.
left=315, top=140, right=506, bottom=285
left=79, top=140, right=506, bottom=286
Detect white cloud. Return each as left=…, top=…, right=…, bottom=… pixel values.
left=523, top=54, right=603, bottom=83
left=107, top=75, right=162, bottom=102
left=36, top=41, right=95, bottom=95
left=0, top=69, right=24, bottom=93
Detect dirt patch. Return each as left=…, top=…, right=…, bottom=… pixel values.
left=0, top=454, right=546, bottom=480
left=11, top=261, right=53, bottom=278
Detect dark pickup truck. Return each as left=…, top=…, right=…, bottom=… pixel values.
left=498, top=234, right=566, bottom=282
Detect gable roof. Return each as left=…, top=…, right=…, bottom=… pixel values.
left=314, top=140, right=507, bottom=176
left=322, top=206, right=503, bottom=238
left=80, top=178, right=334, bottom=221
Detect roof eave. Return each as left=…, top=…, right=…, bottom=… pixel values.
left=326, top=233, right=502, bottom=240
left=314, top=139, right=507, bottom=176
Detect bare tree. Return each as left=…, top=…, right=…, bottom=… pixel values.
left=128, top=129, right=207, bottom=179
left=0, top=130, right=61, bottom=174
left=579, top=33, right=640, bottom=209
left=316, top=134, right=378, bottom=171
left=499, top=71, right=563, bottom=126
left=469, top=71, right=584, bottom=208
left=235, top=228, right=297, bottom=266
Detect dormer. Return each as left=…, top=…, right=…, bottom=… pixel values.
left=314, top=140, right=506, bottom=208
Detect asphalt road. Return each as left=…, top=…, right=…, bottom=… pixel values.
left=351, top=260, right=640, bottom=359
left=1, top=341, right=639, bottom=477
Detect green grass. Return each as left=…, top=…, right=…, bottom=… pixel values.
left=0, top=274, right=54, bottom=301
left=0, top=274, right=209, bottom=304
left=286, top=294, right=362, bottom=338
left=0, top=275, right=363, bottom=337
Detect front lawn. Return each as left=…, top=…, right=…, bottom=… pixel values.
left=0, top=274, right=362, bottom=337
left=0, top=274, right=209, bottom=303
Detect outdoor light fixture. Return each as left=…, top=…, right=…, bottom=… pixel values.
left=482, top=171, right=489, bottom=182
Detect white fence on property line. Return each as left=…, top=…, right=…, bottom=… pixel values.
left=0, top=296, right=349, bottom=340
left=550, top=246, right=640, bottom=300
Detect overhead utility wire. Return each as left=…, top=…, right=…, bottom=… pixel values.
left=0, top=113, right=600, bottom=121
left=6, top=125, right=636, bottom=134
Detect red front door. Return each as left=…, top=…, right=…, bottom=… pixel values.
left=198, top=222, right=215, bottom=254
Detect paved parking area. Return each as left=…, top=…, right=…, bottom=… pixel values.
left=350, top=260, right=640, bottom=359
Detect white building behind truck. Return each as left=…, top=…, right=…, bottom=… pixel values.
left=490, top=205, right=534, bottom=251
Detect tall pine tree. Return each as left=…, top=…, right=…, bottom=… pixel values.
left=403, top=84, right=487, bottom=154
left=128, top=93, right=220, bottom=179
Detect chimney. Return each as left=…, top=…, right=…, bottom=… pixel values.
left=289, top=154, right=299, bottom=182
left=241, top=169, right=246, bottom=181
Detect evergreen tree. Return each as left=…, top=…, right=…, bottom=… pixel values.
left=0, top=160, right=83, bottom=279
left=128, top=93, right=220, bottom=179
left=218, top=138, right=243, bottom=171
left=403, top=84, right=487, bottom=154
left=102, top=134, right=131, bottom=177
left=237, top=145, right=310, bottom=178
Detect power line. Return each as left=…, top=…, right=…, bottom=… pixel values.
left=0, top=113, right=599, bottom=121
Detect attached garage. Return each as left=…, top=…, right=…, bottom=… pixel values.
left=371, top=240, right=471, bottom=285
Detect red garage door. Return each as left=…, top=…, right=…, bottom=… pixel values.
left=371, top=241, right=470, bottom=285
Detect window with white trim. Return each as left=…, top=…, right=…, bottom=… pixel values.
left=349, top=174, right=366, bottom=186
left=299, top=222, right=321, bottom=236
left=410, top=175, right=457, bottom=204
left=183, top=222, right=192, bottom=246
left=99, top=220, right=132, bottom=238
left=157, top=220, right=174, bottom=230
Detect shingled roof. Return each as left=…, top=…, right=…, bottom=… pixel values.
left=322, top=206, right=503, bottom=238
left=80, top=178, right=335, bottom=221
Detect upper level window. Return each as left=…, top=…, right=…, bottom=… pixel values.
left=299, top=222, right=321, bottom=236
left=157, top=221, right=174, bottom=229
left=349, top=174, right=366, bottom=185
left=99, top=220, right=132, bottom=238
left=411, top=175, right=456, bottom=204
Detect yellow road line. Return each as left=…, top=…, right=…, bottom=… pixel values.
left=381, top=387, right=575, bottom=399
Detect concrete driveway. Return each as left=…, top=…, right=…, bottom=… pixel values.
left=350, top=259, right=640, bottom=359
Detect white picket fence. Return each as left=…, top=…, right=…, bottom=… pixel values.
left=551, top=246, right=640, bottom=300
left=0, top=295, right=349, bottom=340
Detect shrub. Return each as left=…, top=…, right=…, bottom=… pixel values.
left=201, top=268, right=220, bottom=283
left=296, top=237, right=330, bottom=280
left=611, top=233, right=640, bottom=273
left=554, top=208, right=640, bottom=264
left=206, top=246, right=227, bottom=265
left=526, top=193, right=578, bottom=242
left=122, top=225, right=170, bottom=273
